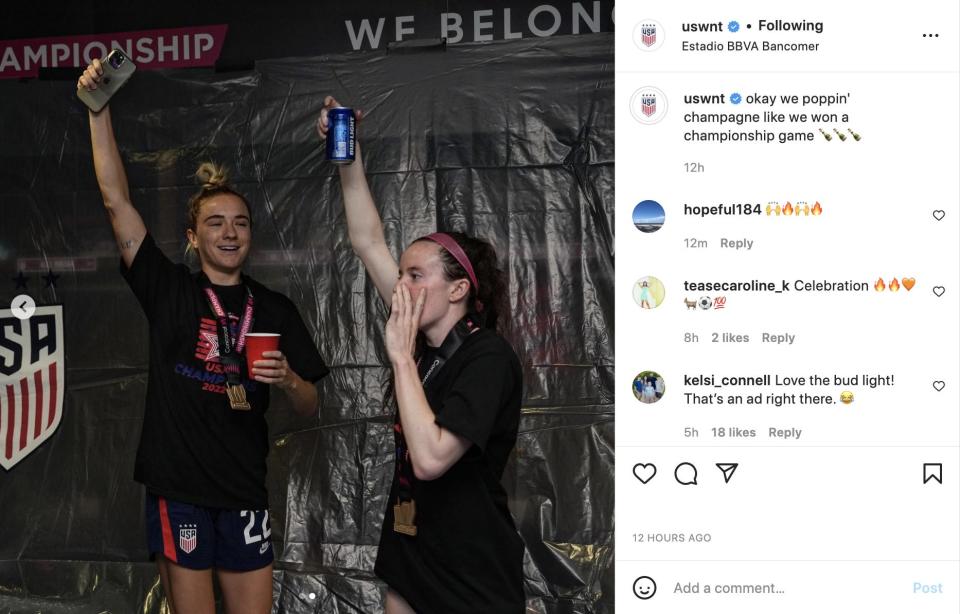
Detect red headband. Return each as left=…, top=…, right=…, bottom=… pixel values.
left=422, top=232, right=482, bottom=310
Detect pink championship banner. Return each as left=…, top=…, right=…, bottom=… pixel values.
left=0, top=25, right=229, bottom=79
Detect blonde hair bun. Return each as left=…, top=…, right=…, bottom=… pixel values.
left=195, top=162, right=229, bottom=190
left=186, top=162, right=251, bottom=234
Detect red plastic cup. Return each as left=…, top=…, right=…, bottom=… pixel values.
left=245, top=333, right=281, bottom=379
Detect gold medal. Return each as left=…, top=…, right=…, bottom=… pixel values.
left=227, top=384, right=251, bottom=411
left=393, top=500, right=417, bottom=536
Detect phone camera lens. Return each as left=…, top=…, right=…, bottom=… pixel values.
left=109, top=53, right=125, bottom=70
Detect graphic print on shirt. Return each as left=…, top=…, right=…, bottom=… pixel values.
left=174, top=314, right=257, bottom=396
left=195, top=316, right=223, bottom=361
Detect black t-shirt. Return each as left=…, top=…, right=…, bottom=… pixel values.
left=375, top=328, right=525, bottom=614
left=122, top=234, right=328, bottom=509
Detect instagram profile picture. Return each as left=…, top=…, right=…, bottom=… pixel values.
left=633, top=20, right=665, bottom=51
left=633, top=200, right=665, bottom=233
left=630, top=87, right=668, bottom=125
left=634, top=276, right=665, bottom=309
left=633, top=371, right=665, bottom=404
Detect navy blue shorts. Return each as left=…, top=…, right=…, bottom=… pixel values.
left=145, top=493, right=274, bottom=571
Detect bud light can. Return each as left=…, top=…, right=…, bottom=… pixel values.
left=326, top=107, right=356, bottom=164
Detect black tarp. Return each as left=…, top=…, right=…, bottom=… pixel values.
left=0, top=33, right=613, bottom=613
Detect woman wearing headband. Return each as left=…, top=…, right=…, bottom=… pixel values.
left=318, top=98, right=525, bottom=614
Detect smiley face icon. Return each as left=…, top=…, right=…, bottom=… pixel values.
left=633, top=575, right=657, bottom=600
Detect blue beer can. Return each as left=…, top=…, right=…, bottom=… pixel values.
left=326, top=107, right=356, bottom=164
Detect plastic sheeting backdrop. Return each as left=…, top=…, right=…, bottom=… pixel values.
left=0, top=33, right=613, bottom=613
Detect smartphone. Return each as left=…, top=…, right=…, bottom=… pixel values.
left=76, top=49, right=136, bottom=113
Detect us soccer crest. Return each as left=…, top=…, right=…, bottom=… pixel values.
left=641, top=94, right=657, bottom=117
left=179, top=525, right=198, bottom=554
left=630, top=87, right=669, bottom=125
left=634, top=19, right=665, bottom=52
left=0, top=305, right=65, bottom=470
left=640, top=24, right=657, bottom=47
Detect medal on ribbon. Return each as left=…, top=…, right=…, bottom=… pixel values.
left=393, top=499, right=418, bottom=536
left=203, top=284, right=255, bottom=411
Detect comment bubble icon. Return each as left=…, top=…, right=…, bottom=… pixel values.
left=674, top=462, right=698, bottom=485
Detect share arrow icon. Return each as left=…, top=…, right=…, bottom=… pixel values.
left=716, top=463, right=738, bottom=484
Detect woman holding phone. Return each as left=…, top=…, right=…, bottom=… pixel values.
left=78, top=59, right=329, bottom=614
left=318, top=97, right=526, bottom=614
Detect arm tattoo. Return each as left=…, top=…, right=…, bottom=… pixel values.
left=119, top=238, right=138, bottom=250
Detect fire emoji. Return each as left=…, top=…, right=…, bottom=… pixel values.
left=784, top=202, right=794, bottom=216
left=874, top=277, right=886, bottom=292
left=811, top=202, right=822, bottom=216
left=889, top=278, right=900, bottom=292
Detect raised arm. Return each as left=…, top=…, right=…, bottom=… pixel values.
left=78, top=60, right=146, bottom=267
left=317, top=97, right=398, bottom=303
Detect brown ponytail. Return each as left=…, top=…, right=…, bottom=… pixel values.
left=420, top=232, right=507, bottom=331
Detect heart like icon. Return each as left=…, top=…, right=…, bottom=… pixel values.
left=932, top=210, right=945, bottom=221
left=933, top=381, right=945, bottom=391
left=633, top=463, right=657, bottom=484
left=933, top=286, right=946, bottom=297
left=902, top=277, right=916, bottom=291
